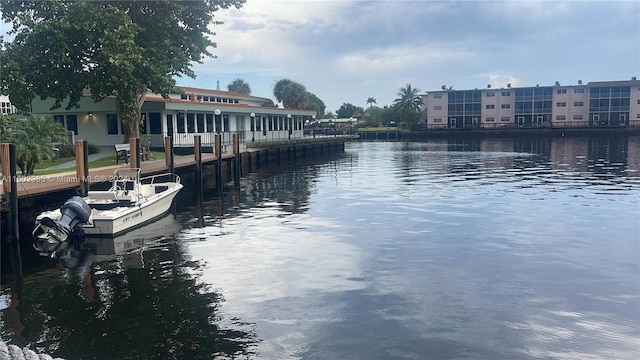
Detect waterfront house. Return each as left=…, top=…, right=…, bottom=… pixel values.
left=28, top=86, right=317, bottom=148
left=421, top=78, right=640, bottom=129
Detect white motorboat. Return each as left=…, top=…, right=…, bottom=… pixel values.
left=32, top=168, right=183, bottom=257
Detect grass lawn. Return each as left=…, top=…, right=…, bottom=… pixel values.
left=358, top=127, right=405, bottom=132
left=32, top=150, right=166, bottom=175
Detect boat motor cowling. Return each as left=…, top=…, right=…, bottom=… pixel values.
left=33, top=196, right=91, bottom=257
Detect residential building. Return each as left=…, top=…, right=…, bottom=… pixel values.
left=0, top=95, right=17, bottom=115
left=29, top=86, right=317, bottom=147
left=421, top=78, right=640, bottom=129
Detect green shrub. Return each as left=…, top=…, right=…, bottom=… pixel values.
left=87, top=143, right=100, bottom=155
left=59, top=145, right=75, bottom=157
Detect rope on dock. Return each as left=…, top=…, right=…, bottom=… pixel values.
left=0, top=340, right=65, bottom=360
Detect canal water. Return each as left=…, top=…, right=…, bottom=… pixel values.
left=1, top=135, right=639, bottom=359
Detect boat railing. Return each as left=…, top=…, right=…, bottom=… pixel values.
left=140, top=172, right=181, bottom=186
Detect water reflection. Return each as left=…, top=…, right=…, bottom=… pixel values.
left=1, top=134, right=639, bottom=359
left=1, top=213, right=259, bottom=359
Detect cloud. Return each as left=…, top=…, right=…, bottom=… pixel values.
left=177, top=0, right=639, bottom=112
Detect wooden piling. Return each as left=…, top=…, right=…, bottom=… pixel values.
left=194, top=134, right=203, bottom=199
left=1, top=143, right=19, bottom=244
left=233, top=134, right=241, bottom=186
left=129, top=137, right=140, bottom=169
left=164, top=136, right=174, bottom=174
left=75, top=140, right=89, bottom=196
left=214, top=133, right=222, bottom=195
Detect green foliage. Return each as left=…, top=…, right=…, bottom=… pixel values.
left=366, top=97, right=377, bottom=108
left=273, top=79, right=309, bottom=109
left=0, top=0, right=246, bottom=141
left=306, top=92, right=326, bottom=116
left=0, top=114, right=68, bottom=175
left=227, top=78, right=251, bottom=94
left=87, top=143, right=101, bottom=155
left=336, top=103, right=363, bottom=118
left=392, top=84, right=424, bottom=127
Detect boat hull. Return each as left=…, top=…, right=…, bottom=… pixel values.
left=83, top=184, right=182, bottom=236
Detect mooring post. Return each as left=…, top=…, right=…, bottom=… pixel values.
left=164, top=135, right=175, bottom=175
left=75, top=140, right=89, bottom=196
left=194, top=134, right=203, bottom=198
left=1, top=143, right=19, bottom=245
left=215, top=133, right=222, bottom=196
left=233, top=133, right=240, bottom=186
left=130, top=137, right=140, bottom=169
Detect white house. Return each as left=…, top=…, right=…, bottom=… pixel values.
left=29, top=86, right=317, bottom=148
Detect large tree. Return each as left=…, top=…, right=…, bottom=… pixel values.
left=227, top=78, right=251, bottom=94
left=306, top=92, right=325, bottom=116
left=273, top=79, right=308, bottom=109
left=0, top=0, right=245, bottom=141
left=336, top=103, right=363, bottom=118
left=392, top=83, right=423, bottom=127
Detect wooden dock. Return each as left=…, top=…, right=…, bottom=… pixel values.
left=1, top=135, right=354, bottom=200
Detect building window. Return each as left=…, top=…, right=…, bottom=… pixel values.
left=177, top=113, right=185, bottom=133
left=187, top=113, right=195, bottom=133
left=206, top=114, right=214, bottom=132
left=434, top=105, right=442, bottom=110
left=500, top=116, right=510, bottom=122
left=573, top=115, right=584, bottom=120
left=148, top=113, right=162, bottom=134
left=636, top=113, right=640, bottom=119
left=166, top=114, right=174, bottom=134
left=53, top=115, right=65, bottom=127
left=501, top=104, right=511, bottom=109
left=556, top=115, right=566, bottom=120
left=433, top=118, right=442, bottom=123
left=196, top=113, right=204, bottom=133
left=433, top=94, right=442, bottom=99
left=556, top=89, right=567, bottom=94
left=501, top=91, right=511, bottom=96
left=66, top=115, right=78, bottom=135
left=486, top=92, right=495, bottom=97
left=180, top=94, right=189, bottom=100
left=486, top=116, right=495, bottom=122
left=223, top=114, right=229, bottom=132
left=556, top=102, right=567, bottom=107
left=486, top=104, right=495, bottom=109
left=573, top=101, right=584, bottom=107
left=106, top=113, right=119, bottom=134
left=574, top=88, right=584, bottom=94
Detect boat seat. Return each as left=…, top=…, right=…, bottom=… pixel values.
left=88, top=191, right=118, bottom=201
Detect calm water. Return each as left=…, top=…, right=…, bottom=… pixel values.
left=1, top=135, right=639, bottom=359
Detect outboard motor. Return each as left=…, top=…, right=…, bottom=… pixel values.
left=33, top=196, right=92, bottom=258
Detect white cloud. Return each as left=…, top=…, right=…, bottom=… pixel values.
left=176, top=0, right=639, bottom=112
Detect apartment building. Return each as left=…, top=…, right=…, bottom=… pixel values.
left=421, top=78, right=640, bottom=129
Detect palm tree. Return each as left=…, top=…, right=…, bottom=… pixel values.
left=392, top=84, right=423, bottom=128
left=366, top=97, right=377, bottom=108
left=1, top=115, right=68, bottom=175
left=393, top=84, right=423, bottom=113
left=227, top=78, right=251, bottom=95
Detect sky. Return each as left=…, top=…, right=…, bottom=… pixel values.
left=1, top=1, right=638, bottom=113
left=177, top=0, right=639, bottom=113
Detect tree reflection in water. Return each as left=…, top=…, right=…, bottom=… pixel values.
left=9, top=236, right=258, bottom=360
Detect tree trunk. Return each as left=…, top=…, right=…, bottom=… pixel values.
left=116, top=89, right=147, bottom=143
